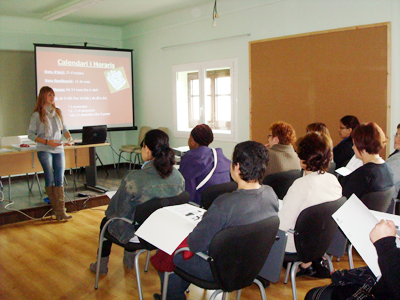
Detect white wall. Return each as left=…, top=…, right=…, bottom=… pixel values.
left=122, top=0, right=400, bottom=158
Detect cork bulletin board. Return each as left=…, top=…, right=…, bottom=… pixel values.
left=249, top=23, right=390, bottom=154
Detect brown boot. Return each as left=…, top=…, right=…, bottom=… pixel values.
left=53, top=186, right=73, bottom=221
left=45, top=186, right=57, bottom=217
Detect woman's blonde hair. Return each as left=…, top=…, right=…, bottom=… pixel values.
left=33, top=86, right=62, bottom=124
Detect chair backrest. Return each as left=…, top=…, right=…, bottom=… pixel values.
left=208, top=216, right=280, bottom=292
left=327, top=161, right=336, bottom=175
left=294, top=196, right=346, bottom=263
left=157, top=127, right=168, bottom=134
left=360, top=186, right=395, bottom=212
left=134, top=191, right=190, bottom=226
left=326, top=227, right=348, bottom=258
left=258, top=229, right=288, bottom=283
left=262, top=170, right=302, bottom=199
left=138, top=126, right=152, bottom=145
left=133, top=191, right=190, bottom=248
left=200, top=181, right=238, bottom=209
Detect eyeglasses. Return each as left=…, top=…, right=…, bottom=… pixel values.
left=339, top=126, right=348, bottom=130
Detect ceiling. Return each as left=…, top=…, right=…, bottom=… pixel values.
left=0, top=0, right=216, bottom=27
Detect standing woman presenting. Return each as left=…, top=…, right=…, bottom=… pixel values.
left=28, top=86, right=73, bottom=221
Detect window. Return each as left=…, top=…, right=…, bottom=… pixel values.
left=173, top=58, right=237, bottom=142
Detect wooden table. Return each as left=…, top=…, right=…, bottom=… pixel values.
left=0, top=143, right=109, bottom=198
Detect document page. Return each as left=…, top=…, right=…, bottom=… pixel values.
left=335, top=155, right=363, bottom=176
left=332, top=194, right=381, bottom=277
left=135, top=204, right=206, bottom=255
left=164, top=204, right=205, bottom=223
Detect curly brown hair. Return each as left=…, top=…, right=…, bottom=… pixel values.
left=270, top=121, right=296, bottom=145
left=296, top=132, right=332, bottom=173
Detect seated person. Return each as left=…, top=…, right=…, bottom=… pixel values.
left=306, top=122, right=331, bottom=139
left=279, top=132, right=342, bottom=276
left=387, top=123, right=400, bottom=196
left=333, top=115, right=360, bottom=169
left=89, top=129, right=185, bottom=274
left=341, top=122, right=394, bottom=200
left=264, top=121, right=301, bottom=176
left=305, top=219, right=400, bottom=300
left=179, top=124, right=231, bottom=204
left=156, top=140, right=279, bottom=300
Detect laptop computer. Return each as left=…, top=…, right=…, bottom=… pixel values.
left=76, top=125, right=107, bottom=145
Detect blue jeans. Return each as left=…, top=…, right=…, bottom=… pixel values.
left=37, top=151, right=65, bottom=187
left=158, top=254, right=214, bottom=300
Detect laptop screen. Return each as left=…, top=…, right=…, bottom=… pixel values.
left=81, top=125, right=107, bottom=145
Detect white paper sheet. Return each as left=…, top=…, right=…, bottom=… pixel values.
left=335, top=155, right=363, bottom=176
left=105, top=191, right=117, bottom=199
left=279, top=199, right=283, bottom=210
left=135, top=204, right=206, bottom=255
left=335, top=167, right=353, bottom=176
left=345, top=155, right=363, bottom=172
left=332, top=194, right=381, bottom=277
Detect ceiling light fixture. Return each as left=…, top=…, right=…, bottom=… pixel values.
left=42, top=0, right=106, bottom=21
left=212, top=0, right=219, bottom=28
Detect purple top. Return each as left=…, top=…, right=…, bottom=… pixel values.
left=179, top=146, right=231, bottom=204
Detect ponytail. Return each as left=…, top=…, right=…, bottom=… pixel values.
left=142, top=129, right=175, bottom=178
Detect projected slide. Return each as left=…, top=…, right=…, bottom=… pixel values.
left=35, top=45, right=134, bottom=131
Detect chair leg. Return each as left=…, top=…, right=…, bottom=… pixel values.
left=144, top=250, right=151, bottom=272
left=290, top=261, right=301, bottom=300
left=94, top=219, right=114, bottom=289
left=117, top=151, right=122, bottom=171
left=135, top=249, right=148, bottom=300
left=323, top=253, right=334, bottom=272
left=210, top=290, right=223, bottom=300
left=161, top=272, right=172, bottom=300
left=253, top=278, right=267, bottom=300
left=236, top=289, right=242, bottom=300
left=8, top=176, right=11, bottom=201
left=133, top=153, right=142, bottom=169
left=348, top=244, right=354, bottom=269
left=35, top=173, right=43, bottom=196
left=284, top=262, right=292, bottom=284
left=26, top=173, right=33, bottom=193
left=129, top=152, right=133, bottom=170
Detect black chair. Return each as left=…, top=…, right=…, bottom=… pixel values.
left=258, top=229, right=288, bottom=283
left=262, top=170, right=302, bottom=199
left=327, top=161, right=336, bottom=175
left=283, top=197, right=347, bottom=300
left=326, top=228, right=352, bottom=267
left=161, top=216, right=280, bottom=300
left=328, top=187, right=396, bottom=269
left=94, top=191, right=190, bottom=300
left=361, top=186, right=395, bottom=212
left=343, top=186, right=396, bottom=268
left=200, top=181, right=238, bottom=210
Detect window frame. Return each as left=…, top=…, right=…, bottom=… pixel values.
left=172, top=58, right=238, bottom=142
